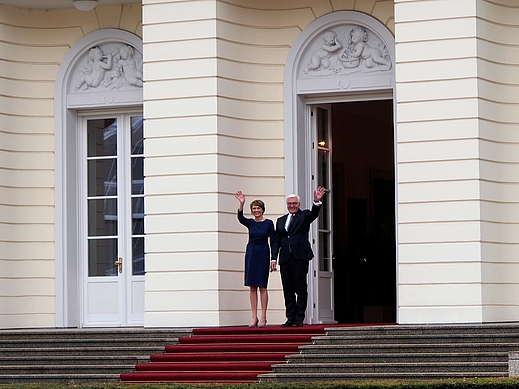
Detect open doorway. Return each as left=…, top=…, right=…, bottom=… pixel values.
left=283, top=10, right=396, bottom=326
left=330, top=99, right=395, bottom=324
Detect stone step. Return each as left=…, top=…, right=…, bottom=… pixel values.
left=300, top=343, right=519, bottom=354
left=0, top=346, right=165, bottom=357
left=0, top=365, right=134, bottom=375
left=314, top=334, right=519, bottom=345
left=285, top=352, right=508, bottom=364
left=270, top=361, right=507, bottom=374
left=0, top=329, right=191, bottom=340
left=0, top=374, right=120, bottom=384
left=0, top=338, right=177, bottom=349
left=326, top=324, right=519, bottom=337
left=259, top=371, right=506, bottom=382
left=0, top=355, right=150, bottom=366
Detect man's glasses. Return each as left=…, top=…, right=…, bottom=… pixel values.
left=287, top=202, right=299, bottom=206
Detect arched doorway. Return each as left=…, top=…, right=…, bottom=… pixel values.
left=284, top=11, right=396, bottom=324
left=54, top=29, right=144, bottom=327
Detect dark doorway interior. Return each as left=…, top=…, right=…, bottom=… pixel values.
left=331, top=100, right=395, bottom=324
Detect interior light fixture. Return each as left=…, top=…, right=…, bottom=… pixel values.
left=73, top=0, right=98, bottom=11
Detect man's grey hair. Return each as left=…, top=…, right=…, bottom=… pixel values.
left=286, top=194, right=300, bottom=202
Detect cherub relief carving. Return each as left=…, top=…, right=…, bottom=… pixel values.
left=304, top=31, right=342, bottom=73
left=73, top=43, right=143, bottom=92
left=113, top=45, right=143, bottom=87
left=339, top=27, right=391, bottom=69
left=301, top=26, right=391, bottom=77
left=75, top=47, right=113, bottom=91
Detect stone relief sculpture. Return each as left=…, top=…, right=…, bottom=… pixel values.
left=73, top=43, right=143, bottom=92
left=304, top=31, right=342, bottom=73
left=114, top=45, right=143, bottom=87
left=75, top=47, right=113, bottom=91
left=339, top=27, right=391, bottom=69
left=302, top=25, right=391, bottom=77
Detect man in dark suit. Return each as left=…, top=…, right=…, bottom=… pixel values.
left=270, top=186, right=326, bottom=327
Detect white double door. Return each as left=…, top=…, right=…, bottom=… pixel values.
left=79, top=111, right=145, bottom=327
left=308, top=104, right=335, bottom=324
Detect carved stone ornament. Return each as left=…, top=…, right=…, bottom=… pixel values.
left=300, top=25, right=392, bottom=77
left=71, top=43, right=143, bottom=92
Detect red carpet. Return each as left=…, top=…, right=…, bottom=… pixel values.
left=120, top=324, right=332, bottom=383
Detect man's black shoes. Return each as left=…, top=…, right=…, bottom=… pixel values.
left=281, top=320, right=304, bottom=327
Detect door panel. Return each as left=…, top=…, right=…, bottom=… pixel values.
left=81, top=113, right=144, bottom=327
left=87, top=280, right=119, bottom=320
left=311, top=105, right=335, bottom=323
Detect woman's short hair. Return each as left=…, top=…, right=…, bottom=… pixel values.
left=250, top=199, right=265, bottom=212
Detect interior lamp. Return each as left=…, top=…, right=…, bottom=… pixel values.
left=73, top=0, right=98, bottom=11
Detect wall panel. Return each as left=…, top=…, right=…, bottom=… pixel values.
left=143, top=0, right=395, bottom=327
left=396, top=0, right=519, bottom=323
left=0, top=3, right=142, bottom=328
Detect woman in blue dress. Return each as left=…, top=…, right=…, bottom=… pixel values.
left=235, top=191, right=275, bottom=327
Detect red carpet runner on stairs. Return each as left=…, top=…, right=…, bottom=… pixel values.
left=120, top=324, right=332, bottom=384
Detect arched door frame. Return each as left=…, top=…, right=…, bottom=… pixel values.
left=283, top=11, right=397, bottom=323
left=54, top=29, right=143, bottom=327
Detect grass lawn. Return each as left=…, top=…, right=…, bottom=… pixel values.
left=1, top=378, right=519, bottom=389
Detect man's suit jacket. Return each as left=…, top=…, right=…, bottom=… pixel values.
left=271, top=203, right=322, bottom=265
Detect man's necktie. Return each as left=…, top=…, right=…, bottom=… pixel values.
left=285, top=214, right=292, bottom=231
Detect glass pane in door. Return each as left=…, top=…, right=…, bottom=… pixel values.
left=88, top=238, right=118, bottom=276
left=318, top=149, right=330, bottom=230
left=316, top=108, right=331, bottom=273
left=131, top=116, right=145, bottom=275
left=87, top=198, right=117, bottom=236
left=319, top=231, right=330, bottom=272
left=87, top=118, right=118, bottom=277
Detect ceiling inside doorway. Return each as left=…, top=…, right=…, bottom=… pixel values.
left=0, top=0, right=140, bottom=9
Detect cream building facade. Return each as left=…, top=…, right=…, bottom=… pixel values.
left=0, top=0, right=518, bottom=329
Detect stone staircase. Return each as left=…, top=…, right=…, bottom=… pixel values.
left=120, top=325, right=329, bottom=383
left=0, top=328, right=191, bottom=384
left=2, top=324, right=519, bottom=383
left=259, top=323, right=519, bottom=382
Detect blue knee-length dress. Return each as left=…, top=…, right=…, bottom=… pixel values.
left=237, top=210, right=275, bottom=288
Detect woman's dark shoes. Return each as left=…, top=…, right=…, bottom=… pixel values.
left=248, top=318, right=259, bottom=328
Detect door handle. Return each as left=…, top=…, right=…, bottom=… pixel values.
left=114, top=257, right=122, bottom=274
